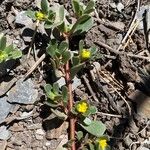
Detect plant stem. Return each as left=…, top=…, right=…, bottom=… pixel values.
left=64, top=37, right=76, bottom=150
left=27, top=20, right=39, bottom=59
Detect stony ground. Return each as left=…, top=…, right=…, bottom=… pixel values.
left=0, top=0, right=150, bottom=150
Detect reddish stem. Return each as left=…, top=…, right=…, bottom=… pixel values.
left=65, top=61, right=76, bottom=150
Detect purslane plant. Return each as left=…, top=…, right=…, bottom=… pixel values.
left=0, top=33, right=22, bottom=63
left=26, top=0, right=109, bottom=150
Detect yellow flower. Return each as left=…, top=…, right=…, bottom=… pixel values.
left=76, top=101, right=88, bottom=113
left=0, top=51, right=8, bottom=62
left=80, top=49, right=91, bottom=61
left=35, top=11, right=47, bottom=21
left=98, top=139, right=107, bottom=150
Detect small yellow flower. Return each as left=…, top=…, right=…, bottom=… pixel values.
left=35, top=11, right=47, bottom=21
left=80, top=49, right=91, bottom=61
left=98, top=139, right=107, bottom=150
left=0, top=51, right=8, bottom=62
left=76, top=101, right=88, bottom=113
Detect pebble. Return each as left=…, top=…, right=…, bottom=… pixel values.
left=35, top=134, right=43, bottom=140
left=0, top=96, right=14, bottom=124
left=117, top=3, right=124, bottom=12
left=15, top=11, right=32, bottom=26
left=8, top=79, right=38, bottom=104
left=36, top=129, right=45, bottom=135
left=0, top=126, right=11, bottom=140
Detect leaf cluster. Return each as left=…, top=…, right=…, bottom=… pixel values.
left=0, top=34, right=22, bottom=63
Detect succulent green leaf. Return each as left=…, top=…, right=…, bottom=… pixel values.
left=53, top=82, right=59, bottom=94
left=89, top=143, right=95, bottom=150
left=70, top=15, right=93, bottom=36
left=46, top=39, right=58, bottom=57
left=79, top=40, right=84, bottom=51
left=76, top=131, right=83, bottom=141
left=45, top=100, right=59, bottom=108
left=62, top=51, right=71, bottom=64
left=83, top=117, right=92, bottom=125
left=51, top=108, right=67, bottom=120
left=9, top=50, right=22, bottom=59
left=59, top=5, right=65, bottom=22
left=44, top=21, right=53, bottom=29
left=72, top=0, right=81, bottom=18
left=70, top=63, right=84, bottom=79
left=4, top=45, right=13, bottom=54
left=48, top=10, right=56, bottom=21
left=58, top=41, right=68, bottom=54
left=62, top=86, right=68, bottom=105
left=84, top=0, right=95, bottom=14
left=41, top=0, right=49, bottom=15
left=44, top=84, right=52, bottom=96
left=80, top=120, right=106, bottom=137
left=90, top=46, right=97, bottom=55
left=25, top=10, right=36, bottom=20
left=72, top=56, right=80, bottom=66
left=0, top=35, right=6, bottom=50
left=57, top=21, right=66, bottom=33
left=55, top=69, right=63, bottom=78
left=50, top=58, right=56, bottom=70
left=89, top=106, right=97, bottom=114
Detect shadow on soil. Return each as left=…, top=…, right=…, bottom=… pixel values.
left=110, top=69, right=150, bottom=149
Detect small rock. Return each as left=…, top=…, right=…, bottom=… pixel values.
left=117, top=3, right=124, bottom=12
left=57, top=76, right=81, bottom=90
left=0, top=77, right=17, bottom=96
left=109, top=3, right=116, bottom=9
left=124, top=135, right=133, bottom=147
left=137, top=146, right=150, bottom=150
left=15, top=11, right=32, bottom=26
left=36, top=129, right=45, bottom=135
left=25, top=105, right=34, bottom=111
left=0, top=126, right=11, bottom=140
left=0, top=96, right=14, bottom=124
left=0, top=140, right=7, bottom=150
left=111, top=22, right=125, bottom=31
left=57, top=77, right=66, bottom=88
left=129, top=119, right=139, bottom=133
left=72, top=77, right=81, bottom=90
left=27, top=123, right=41, bottom=130
left=56, top=135, right=68, bottom=150
left=34, top=0, right=42, bottom=9
left=129, top=90, right=150, bottom=118
left=20, top=110, right=33, bottom=118
left=8, top=79, right=38, bottom=104
left=9, top=123, right=24, bottom=132
left=35, top=134, right=43, bottom=140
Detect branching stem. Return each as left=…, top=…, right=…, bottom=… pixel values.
left=64, top=37, right=76, bottom=150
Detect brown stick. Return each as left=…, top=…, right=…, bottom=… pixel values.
left=65, top=61, right=76, bottom=150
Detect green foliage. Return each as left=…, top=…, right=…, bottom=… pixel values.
left=41, top=0, right=49, bottom=15
left=70, top=63, right=84, bottom=79
left=80, top=120, right=106, bottom=137
left=44, top=83, right=68, bottom=107
left=51, top=108, right=67, bottom=120
left=72, top=0, right=95, bottom=18
left=46, top=40, right=70, bottom=72
left=41, top=0, right=108, bottom=149
left=0, top=34, right=22, bottom=63
left=70, top=14, right=93, bottom=36
left=76, top=131, right=83, bottom=141
left=62, top=86, right=68, bottom=106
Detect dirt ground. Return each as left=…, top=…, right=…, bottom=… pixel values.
left=0, top=0, right=150, bottom=150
